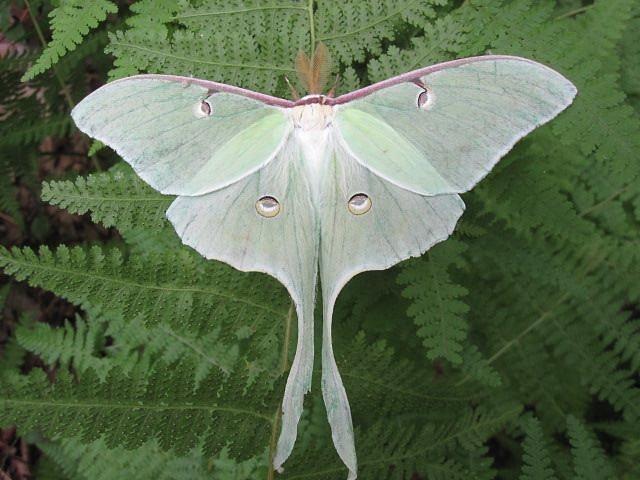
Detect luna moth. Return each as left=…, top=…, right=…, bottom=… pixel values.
left=71, top=44, right=577, bottom=479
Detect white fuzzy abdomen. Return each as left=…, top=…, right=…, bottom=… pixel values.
left=290, top=103, right=334, bottom=201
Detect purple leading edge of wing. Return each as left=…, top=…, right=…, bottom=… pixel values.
left=107, top=73, right=297, bottom=108
left=118, top=55, right=550, bottom=108
left=328, top=54, right=543, bottom=105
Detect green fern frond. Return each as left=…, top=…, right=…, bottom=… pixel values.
left=22, top=0, right=118, bottom=81
left=106, top=314, right=240, bottom=381
left=0, top=361, right=279, bottom=459
left=567, top=416, right=616, bottom=480
left=0, top=245, right=287, bottom=377
left=35, top=435, right=268, bottom=480
left=315, top=0, right=445, bottom=64
left=284, top=401, right=521, bottom=479
left=459, top=344, right=501, bottom=388
left=15, top=314, right=108, bottom=378
left=547, top=315, right=640, bottom=423
left=106, top=0, right=305, bottom=92
left=519, top=416, right=557, bottom=480
left=397, top=239, right=469, bottom=364
left=0, top=114, right=71, bottom=148
left=338, top=332, right=483, bottom=423
left=41, top=166, right=172, bottom=234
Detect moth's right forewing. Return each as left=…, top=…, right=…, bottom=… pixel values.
left=72, top=77, right=289, bottom=196
left=166, top=136, right=317, bottom=473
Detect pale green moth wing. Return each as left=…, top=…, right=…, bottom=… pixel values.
left=71, top=76, right=290, bottom=196
left=166, top=136, right=318, bottom=471
left=334, top=57, right=577, bottom=195
left=317, top=132, right=465, bottom=479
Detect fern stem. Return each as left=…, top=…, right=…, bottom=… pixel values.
left=172, top=5, right=307, bottom=21
left=455, top=293, right=569, bottom=387
left=158, top=324, right=230, bottom=374
left=555, top=5, right=595, bottom=21
left=485, top=294, right=569, bottom=364
left=280, top=303, right=295, bottom=373
left=307, top=0, right=316, bottom=53
left=23, top=0, right=74, bottom=110
left=578, top=186, right=629, bottom=217
left=267, top=302, right=295, bottom=480
left=109, top=41, right=296, bottom=73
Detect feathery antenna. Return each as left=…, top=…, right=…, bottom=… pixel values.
left=295, top=42, right=332, bottom=95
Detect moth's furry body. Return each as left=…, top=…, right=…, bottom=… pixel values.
left=290, top=99, right=334, bottom=199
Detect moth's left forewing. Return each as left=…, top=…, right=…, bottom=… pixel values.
left=334, top=56, right=577, bottom=196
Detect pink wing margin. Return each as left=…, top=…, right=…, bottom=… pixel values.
left=329, top=54, right=550, bottom=104
left=116, top=55, right=548, bottom=108
left=108, top=73, right=296, bottom=108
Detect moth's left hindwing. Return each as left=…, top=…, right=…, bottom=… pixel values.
left=72, top=78, right=289, bottom=196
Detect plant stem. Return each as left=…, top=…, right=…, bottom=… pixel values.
left=267, top=302, right=295, bottom=480
left=555, top=5, right=595, bottom=21
left=23, top=0, right=74, bottom=110
left=307, top=0, right=316, bottom=52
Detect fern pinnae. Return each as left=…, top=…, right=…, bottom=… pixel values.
left=519, top=416, right=557, bottom=480
left=22, top=0, right=118, bottom=82
left=397, top=239, right=470, bottom=365
left=567, top=416, right=616, bottom=480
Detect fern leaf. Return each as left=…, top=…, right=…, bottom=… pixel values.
left=285, top=401, right=521, bottom=479
left=338, top=332, right=484, bottom=422
left=15, top=314, right=108, bottom=378
left=0, top=245, right=288, bottom=378
left=316, top=0, right=445, bottom=64
left=41, top=166, right=172, bottom=234
left=106, top=0, right=305, bottom=93
left=397, top=239, right=469, bottom=364
left=22, top=0, right=118, bottom=81
left=459, top=344, right=501, bottom=388
left=0, top=361, right=279, bottom=459
left=566, top=416, right=616, bottom=480
left=519, top=416, right=557, bottom=480
left=0, top=114, right=71, bottom=148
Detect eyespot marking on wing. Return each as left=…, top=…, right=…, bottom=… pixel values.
left=194, top=100, right=213, bottom=117
left=347, top=193, right=372, bottom=215
left=256, top=196, right=281, bottom=218
left=417, top=87, right=433, bottom=110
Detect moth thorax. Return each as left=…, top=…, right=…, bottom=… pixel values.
left=290, top=103, right=334, bottom=131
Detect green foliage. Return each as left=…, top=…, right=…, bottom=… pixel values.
left=398, top=239, right=469, bottom=364
left=41, top=164, right=172, bottom=234
left=34, top=436, right=267, bottom=480
left=22, top=0, right=118, bottom=81
left=1, top=0, right=639, bottom=479
left=567, top=415, right=616, bottom=480
left=519, top=416, right=557, bottom=480
left=0, top=360, right=279, bottom=458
